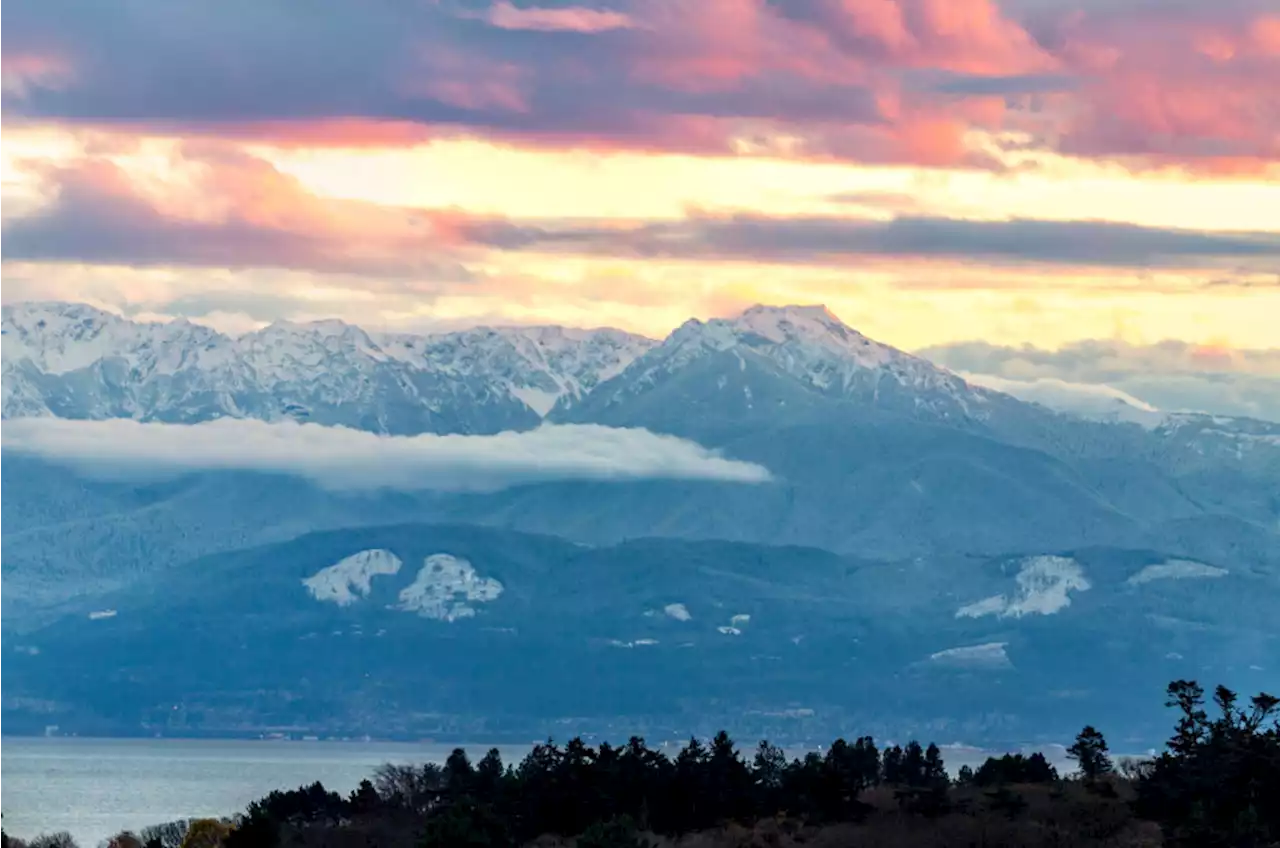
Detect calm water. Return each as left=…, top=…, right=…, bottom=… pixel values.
left=0, top=737, right=530, bottom=847
left=1, top=736, right=1078, bottom=846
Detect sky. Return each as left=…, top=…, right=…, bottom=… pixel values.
left=2, top=0, right=1277, bottom=415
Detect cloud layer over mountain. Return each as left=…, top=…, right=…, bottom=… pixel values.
left=959, top=372, right=1165, bottom=425
left=1, top=418, right=772, bottom=491
left=925, top=339, right=1280, bottom=423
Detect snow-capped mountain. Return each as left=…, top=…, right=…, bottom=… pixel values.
left=5, top=305, right=1278, bottom=751
left=4, top=301, right=1276, bottom=472
left=1, top=302, right=654, bottom=434
left=377, top=324, right=653, bottom=417
left=6, top=303, right=1278, bottom=645
left=1, top=302, right=230, bottom=377
left=9, top=301, right=1001, bottom=430
left=563, top=304, right=1008, bottom=428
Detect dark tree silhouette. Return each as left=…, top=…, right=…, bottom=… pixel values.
left=1137, top=681, right=1280, bottom=847
left=1067, top=726, right=1114, bottom=781
left=973, top=753, right=1059, bottom=786
left=96, top=679, right=1278, bottom=848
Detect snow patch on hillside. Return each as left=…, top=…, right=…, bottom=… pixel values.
left=929, top=642, right=1012, bottom=668
left=303, top=549, right=403, bottom=606
left=394, top=554, right=503, bottom=621
left=957, top=555, right=1091, bottom=619
left=511, top=386, right=561, bottom=417
left=664, top=603, right=692, bottom=621
left=1128, top=559, right=1228, bottom=585
left=610, top=638, right=660, bottom=648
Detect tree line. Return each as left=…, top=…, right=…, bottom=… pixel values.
left=4, top=679, right=1277, bottom=848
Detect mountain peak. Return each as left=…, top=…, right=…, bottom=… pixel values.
left=259, top=317, right=358, bottom=337
left=729, top=303, right=860, bottom=346
left=592, top=300, right=993, bottom=422
left=3, top=300, right=120, bottom=329
left=738, top=303, right=841, bottom=323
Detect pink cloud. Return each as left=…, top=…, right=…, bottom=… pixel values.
left=4, top=144, right=486, bottom=275
left=484, top=1, right=635, bottom=33
left=4, top=0, right=1277, bottom=174
left=1046, top=7, right=1280, bottom=171
left=405, top=46, right=531, bottom=114
left=1, top=51, right=76, bottom=94
left=814, top=0, right=1056, bottom=75
left=628, top=0, right=863, bottom=91
left=1251, top=15, right=1280, bottom=54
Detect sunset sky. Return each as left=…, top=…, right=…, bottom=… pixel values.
left=2, top=0, right=1277, bottom=402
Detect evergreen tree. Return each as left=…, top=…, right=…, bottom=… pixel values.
left=1137, top=681, right=1280, bottom=846
left=1067, top=726, right=1114, bottom=781
left=348, top=779, right=381, bottom=815
left=444, top=748, right=476, bottom=798
left=420, top=800, right=510, bottom=848
left=881, top=745, right=905, bottom=784
left=707, top=731, right=752, bottom=823
left=752, top=741, right=787, bottom=791
left=852, top=736, right=880, bottom=788
left=923, top=743, right=947, bottom=787
left=672, top=737, right=711, bottom=832
left=901, top=741, right=926, bottom=787
left=973, top=753, right=1059, bottom=786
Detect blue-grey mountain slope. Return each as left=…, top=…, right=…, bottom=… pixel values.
left=3, top=301, right=1276, bottom=628
left=5, top=524, right=1276, bottom=749
left=485, top=307, right=1277, bottom=564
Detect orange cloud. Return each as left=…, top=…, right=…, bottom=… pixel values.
left=1251, top=16, right=1280, bottom=54
left=212, top=119, right=439, bottom=149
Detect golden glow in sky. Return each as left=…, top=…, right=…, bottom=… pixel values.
left=2, top=0, right=1277, bottom=357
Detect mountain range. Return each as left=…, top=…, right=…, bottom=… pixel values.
left=3, top=301, right=1277, bottom=746
left=1, top=301, right=654, bottom=433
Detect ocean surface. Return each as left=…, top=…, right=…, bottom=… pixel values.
left=1, top=736, right=1078, bottom=846
left=0, top=737, right=532, bottom=847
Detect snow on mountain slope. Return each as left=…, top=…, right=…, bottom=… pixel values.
left=377, top=325, right=654, bottom=416
left=1127, top=558, right=1227, bottom=585
left=393, top=553, right=504, bottom=621
left=1, top=303, right=653, bottom=432
left=955, top=555, right=1092, bottom=620
left=5, top=301, right=1276, bottom=474
left=303, top=549, right=403, bottom=606
left=1, top=301, right=230, bottom=377
left=568, top=304, right=1000, bottom=424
